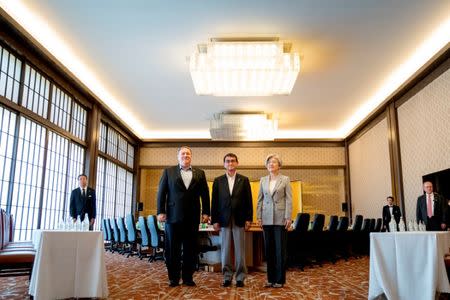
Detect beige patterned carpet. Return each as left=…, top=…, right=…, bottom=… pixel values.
left=0, top=251, right=371, bottom=300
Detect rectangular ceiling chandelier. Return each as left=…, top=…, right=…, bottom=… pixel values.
left=190, top=37, right=300, bottom=96
left=210, top=111, right=278, bottom=141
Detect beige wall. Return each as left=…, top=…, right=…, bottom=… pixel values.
left=140, top=146, right=345, bottom=166
left=398, top=68, right=450, bottom=221
left=349, top=118, right=392, bottom=219
left=140, top=146, right=346, bottom=220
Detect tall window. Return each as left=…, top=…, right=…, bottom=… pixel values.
left=3, top=113, right=87, bottom=240
left=103, top=160, right=117, bottom=220
left=0, top=43, right=88, bottom=240
left=10, top=117, right=46, bottom=240
left=66, top=143, right=85, bottom=217
left=95, top=122, right=135, bottom=230
left=1, top=41, right=136, bottom=239
left=41, top=132, right=69, bottom=230
left=0, top=106, right=16, bottom=209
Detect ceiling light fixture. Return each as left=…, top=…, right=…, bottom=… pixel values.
left=210, top=111, right=278, bottom=141
left=190, top=37, right=300, bottom=96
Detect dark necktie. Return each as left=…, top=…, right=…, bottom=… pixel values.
left=82, top=189, right=86, bottom=198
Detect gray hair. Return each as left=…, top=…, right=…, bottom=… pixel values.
left=177, top=146, right=192, bottom=154
left=265, top=154, right=282, bottom=167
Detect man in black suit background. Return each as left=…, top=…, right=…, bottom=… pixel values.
left=416, top=181, right=447, bottom=231
left=382, top=196, right=401, bottom=231
left=211, top=153, right=253, bottom=288
left=69, top=174, right=96, bottom=230
left=157, top=146, right=210, bottom=287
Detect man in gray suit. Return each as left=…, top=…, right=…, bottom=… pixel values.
left=211, top=153, right=253, bottom=288
left=416, top=181, right=446, bottom=231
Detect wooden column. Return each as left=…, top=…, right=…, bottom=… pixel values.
left=386, top=103, right=405, bottom=215
left=344, top=140, right=352, bottom=219
left=85, top=104, right=101, bottom=187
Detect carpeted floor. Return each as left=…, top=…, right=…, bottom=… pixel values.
left=0, top=251, right=370, bottom=300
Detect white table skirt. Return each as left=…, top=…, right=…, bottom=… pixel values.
left=29, top=230, right=109, bottom=299
left=369, top=231, right=450, bottom=300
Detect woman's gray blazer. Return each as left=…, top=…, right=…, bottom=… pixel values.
left=256, top=174, right=293, bottom=226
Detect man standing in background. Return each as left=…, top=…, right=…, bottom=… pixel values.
left=70, top=174, right=96, bottom=230
left=382, top=196, right=401, bottom=231
left=416, top=181, right=446, bottom=231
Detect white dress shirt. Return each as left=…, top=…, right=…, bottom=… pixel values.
left=180, top=166, right=193, bottom=189
left=269, top=176, right=278, bottom=194
left=226, top=173, right=236, bottom=195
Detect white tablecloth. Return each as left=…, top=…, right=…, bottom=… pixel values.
left=29, top=230, right=109, bottom=299
left=369, top=232, right=450, bottom=300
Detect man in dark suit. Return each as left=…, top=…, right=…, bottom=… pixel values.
left=382, top=196, right=401, bottom=232
left=211, top=153, right=253, bottom=288
left=157, top=146, right=210, bottom=287
left=416, top=181, right=447, bottom=231
left=69, top=174, right=96, bottom=230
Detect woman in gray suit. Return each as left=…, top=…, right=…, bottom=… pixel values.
left=256, top=154, right=292, bottom=288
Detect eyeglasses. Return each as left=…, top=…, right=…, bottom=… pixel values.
left=224, top=159, right=237, bottom=163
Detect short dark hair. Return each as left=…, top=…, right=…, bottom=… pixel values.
left=78, top=174, right=88, bottom=180
left=386, top=196, right=394, bottom=201
left=223, top=153, right=238, bottom=163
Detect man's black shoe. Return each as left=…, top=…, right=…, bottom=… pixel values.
left=169, top=280, right=179, bottom=287
left=236, top=281, right=244, bottom=287
left=222, top=280, right=232, bottom=287
left=183, top=280, right=196, bottom=286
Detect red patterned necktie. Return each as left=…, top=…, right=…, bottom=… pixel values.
left=426, top=193, right=432, bottom=218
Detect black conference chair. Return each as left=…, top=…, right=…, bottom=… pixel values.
left=288, top=213, right=310, bottom=270
left=294, top=213, right=310, bottom=232
left=369, top=218, right=376, bottom=232
left=354, top=218, right=371, bottom=256
left=309, top=214, right=326, bottom=265
left=325, top=215, right=339, bottom=263
left=336, top=216, right=350, bottom=260
left=337, top=216, right=349, bottom=232
left=352, top=215, right=363, bottom=232
left=311, top=214, right=325, bottom=232
left=374, top=218, right=382, bottom=232
left=328, top=215, right=339, bottom=232
left=361, top=219, right=371, bottom=232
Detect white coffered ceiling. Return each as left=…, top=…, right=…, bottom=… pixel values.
left=1, top=0, right=449, bottom=140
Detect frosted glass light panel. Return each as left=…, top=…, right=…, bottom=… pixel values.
left=190, top=40, right=300, bottom=96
